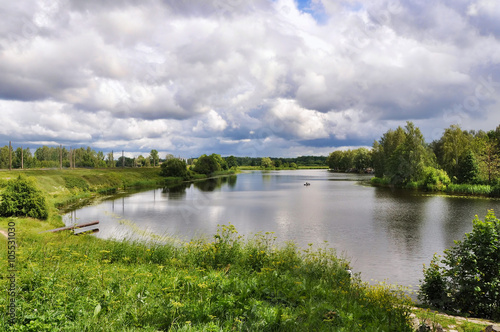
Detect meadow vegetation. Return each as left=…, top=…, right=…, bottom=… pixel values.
left=0, top=219, right=415, bottom=331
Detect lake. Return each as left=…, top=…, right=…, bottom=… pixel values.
left=63, top=169, right=500, bottom=291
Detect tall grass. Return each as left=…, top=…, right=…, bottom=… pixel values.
left=0, top=221, right=414, bottom=331
left=445, top=183, right=492, bottom=195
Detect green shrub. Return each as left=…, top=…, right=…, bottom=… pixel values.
left=419, top=210, right=500, bottom=320
left=422, top=167, right=450, bottom=191
left=370, top=176, right=390, bottom=186
left=193, top=154, right=221, bottom=175
left=160, top=158, right=189, bottom=179
left=0, top=175, right=48, bottom=219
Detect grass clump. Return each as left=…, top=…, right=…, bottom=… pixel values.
left=0, top=221, right=414, bottom=331
left=445, top=183, right=492, bottom=196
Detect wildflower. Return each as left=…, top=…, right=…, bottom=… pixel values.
left=171, top=301, right=184, bottom=308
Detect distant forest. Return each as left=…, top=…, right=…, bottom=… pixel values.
left=0, top=144, right=328, bottom=169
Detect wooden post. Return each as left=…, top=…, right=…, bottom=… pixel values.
left=41, top=221, right=99, bottom=233
left=59, top=144, right=62, bottom=169
left=9, top=141, right=12, bottom=171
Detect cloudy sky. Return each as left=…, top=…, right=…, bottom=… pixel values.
left=1, top=0, right=500, bottom=158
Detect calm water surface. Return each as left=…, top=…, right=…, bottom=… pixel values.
left=63, top=170, right=500, bottom=290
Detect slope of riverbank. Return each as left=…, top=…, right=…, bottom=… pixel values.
left=0, top=168, right=182, bottom=213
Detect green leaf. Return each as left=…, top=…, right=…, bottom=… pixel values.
left=94, top=303, right=102, bottom=317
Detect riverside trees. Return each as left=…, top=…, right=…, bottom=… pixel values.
left=370, top=122, right=500, bottom=189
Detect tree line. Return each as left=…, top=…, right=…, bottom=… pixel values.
left=0, top=144, right=161, bottom=169
left=327, top=122, right=500, bottom=188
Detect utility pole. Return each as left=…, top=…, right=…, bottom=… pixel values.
left=9, top=141, right=12, bottom=171
left=21, top=146, right=24, bottom=169
left=59, top=144, right=62, bottom=170
left=122, top=150, right=124, bottom=168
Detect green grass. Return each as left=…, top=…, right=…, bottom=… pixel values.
left=0, top=219, right=415, bottom=331
left=445, top=183, right=492, bottom=196
left=412, top=307, right=495, bottom=331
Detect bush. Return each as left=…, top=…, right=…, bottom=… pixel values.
left=160, top=158, right=189, bottom=179
left=193, top=154, right=221, bottom=175
left=0, top=175, right=48, bottom=219
left=419, top=210, right=500, bottom=320
left=422, top=167, right=450, bottom=191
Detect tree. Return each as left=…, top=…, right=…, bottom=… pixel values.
left=371, top=141, right=384, bottom=177
left=193, top=154, right=221, bottom=175
left=210, top=154, right=228, bottom=170
left=260, top=157, right=274, bottom=169
left=135, top=155, right=147, bottom=167
left=478, top=139, right=500, bottom=183
left=160, top=158, right=189, bottom=179
left=0, top=175, right=48, bottom=219
left=150, top=150, right=159, bottom=167
left=226, top=156, right=238, bottom=169
left=354, top=148, right=371, bottom=171
left=389, top=122, right=432, bottom=184
left=439, top=125, right=472, bottom=179
left=107, top=152, right=115, bottom=167
left=457, top=150, right=479, bottom=184
left=327, top=150, right=344, bottom=171
left=420, top=210, right=500, bottom=320
left=373, top=126, right=406, bottom=179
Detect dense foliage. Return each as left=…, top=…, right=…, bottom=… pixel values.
left=366, top=122, right=500, bottom=194
left=327, top=148, right=372, bottom=172
left=371, top=122, right=434, bottom=185
left=0, top=175, right=48, bottom=219
left=419, top=210, right=500, bottom=320
left=192, top=154, right=223, bottom=175
left=160, top=158, right=189, bottom=179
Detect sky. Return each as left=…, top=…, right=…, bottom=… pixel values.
left=1, top=0, right=500, bottom=159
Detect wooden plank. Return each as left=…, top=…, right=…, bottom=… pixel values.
left=41, top=221, right=99, bottom=233
left=74, top=228, right=99, bottom=235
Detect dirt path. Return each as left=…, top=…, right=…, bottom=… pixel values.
left=411, top=307, right=500, bottom=331
left=0, top=229, right=7, bottom=238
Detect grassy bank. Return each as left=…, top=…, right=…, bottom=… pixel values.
left=0, top=168, right=182, bottom=212
left=0, top=218, right=415, bottom=331
left=370, top=176, right=500, bottom=198
left=0, top=168, right=418, bottom=330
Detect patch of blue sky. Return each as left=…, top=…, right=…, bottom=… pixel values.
left=295, top=0, right=329, bottom=24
